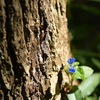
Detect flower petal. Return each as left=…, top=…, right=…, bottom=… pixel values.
left=67, top=58, right=76, bottom=64
left=67, top=67, right=76, bottom=73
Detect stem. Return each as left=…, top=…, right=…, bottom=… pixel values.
left=71, top=79, right=73, bottom=86
left=67, top=73, right=73, bottom=86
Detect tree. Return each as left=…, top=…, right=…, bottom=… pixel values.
left=0, top=0, right=71, bottom=99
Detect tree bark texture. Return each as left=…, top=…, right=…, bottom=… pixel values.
left=0, top=0, right=71, bottom=100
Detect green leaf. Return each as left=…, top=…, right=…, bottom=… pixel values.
left=80, top=66, right=94, bottom=78
left=72, top=62, right=80, bottom=67
left=78, top=73, right=100, bottom=97
left=72, top=66, right=85, bottom=80
left=72, top=71, right=83, bottom=80
left=72, top=66, right=93, bottom=80
left=67, top=86, right=82, bottom=100
left=77, top=67, right=85, bottom=80
left=99, top=96, right=100, bottom=100
left=85, top=96, right=97, bottom=100
left=67, top=93, right=76, bottom=100
left=91, top=58, right=100, bottom=69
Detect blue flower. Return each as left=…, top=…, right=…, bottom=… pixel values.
left=67, top=67, right=76, bottom=73
left=67, top=58, right=76, bottom=64
left=67, top=64, right=76, bottom=73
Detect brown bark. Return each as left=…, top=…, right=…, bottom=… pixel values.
left=0, top=0, right=71, bottom=100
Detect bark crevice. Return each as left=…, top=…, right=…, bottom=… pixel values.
left=0, top=0, right=70, bottom=99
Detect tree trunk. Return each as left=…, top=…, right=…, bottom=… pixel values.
left=0, top=0, right=71, bottom=100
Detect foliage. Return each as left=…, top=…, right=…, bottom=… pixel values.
left=67, top=0, right=100, bottom=100
left=65, top=58, right=93, bottom=80
left=64, top=58, right=100, bottom=100
left=67, top=73, right=100, bottom=100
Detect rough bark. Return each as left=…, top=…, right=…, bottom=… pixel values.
left=0, top=0, right=71, bottom=100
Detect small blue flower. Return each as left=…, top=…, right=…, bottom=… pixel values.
left=67, top=64, right=76, bottom=73
left=67, top=58, right=76, bottom=64
left=67, top=67, right=76, bottom=73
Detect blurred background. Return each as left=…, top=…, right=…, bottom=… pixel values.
left=67, top=0, right=100, bottom=99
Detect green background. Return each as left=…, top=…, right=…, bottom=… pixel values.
left=67, top=0, right=100, bottom=99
